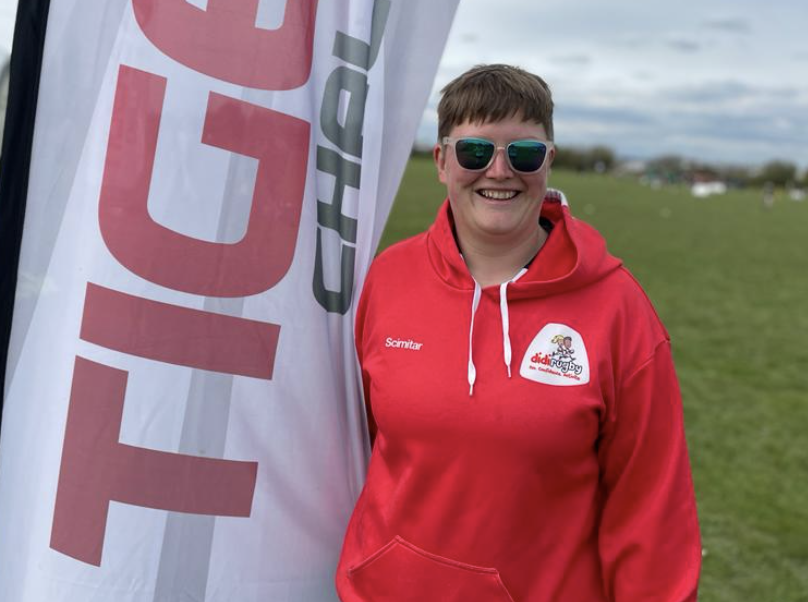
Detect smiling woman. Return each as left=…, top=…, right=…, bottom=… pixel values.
left=435, top=115, right=554, bottom=287
left=336, top=64, right=702, bottom=602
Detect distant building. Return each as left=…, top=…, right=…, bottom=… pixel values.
left=691, top=181, right=727, bottom=198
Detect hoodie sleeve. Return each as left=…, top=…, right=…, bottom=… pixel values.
left=597, top=339, right=701, bottom=602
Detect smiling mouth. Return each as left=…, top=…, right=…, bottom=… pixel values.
left=478, top=189, right=519, bottom=200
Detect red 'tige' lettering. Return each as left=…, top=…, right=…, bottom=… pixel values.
left=51, top=357, right=258, bottom=566
left=99, top=65, right=310, bottom=297
left=132, top=0, right=318, bottom=90
left=81, top=283, right=280, bottom=379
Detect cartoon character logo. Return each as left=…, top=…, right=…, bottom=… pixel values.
left=550, top=334, right=575, bottom=361
left=528, top=333, right=583, bottom=378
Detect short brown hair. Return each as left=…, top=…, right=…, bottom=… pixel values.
left=437, top=64, right=554, bottom=141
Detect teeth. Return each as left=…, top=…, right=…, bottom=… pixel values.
left=480, top=189, right=518, bottom=200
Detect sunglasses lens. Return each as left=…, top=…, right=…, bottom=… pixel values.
left=508, top=141, right=548, bottom=172
left=454, top=138, right=495, bottom=170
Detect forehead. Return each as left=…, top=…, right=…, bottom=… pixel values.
left=448, top=115, right=548, bottom=141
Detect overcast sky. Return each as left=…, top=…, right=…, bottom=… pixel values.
left=0, top=0, right=13, bottom=58
left=1, top=1, right=805, bottom=169
left=423, top=0, right=808, bottom=169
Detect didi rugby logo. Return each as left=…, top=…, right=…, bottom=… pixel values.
left=520, top=324, right=590, bottom=386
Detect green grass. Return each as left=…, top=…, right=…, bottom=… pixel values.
left=381, top=156, right=808, bottom=602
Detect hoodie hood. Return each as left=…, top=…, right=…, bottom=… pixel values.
left=426, top=188, right=623, bottom=297
left=426, top=188, right=623, bottom=394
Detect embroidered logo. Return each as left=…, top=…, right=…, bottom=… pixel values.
left=520, top=323, right=590, bottom=386
left=385, top=337, right=423, bottom=351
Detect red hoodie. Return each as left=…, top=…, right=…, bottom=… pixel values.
left=337, top=191, right=701, bottom=602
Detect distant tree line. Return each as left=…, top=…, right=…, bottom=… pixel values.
left=643, top=155, right=806, bottom=188
left=753, top=161, right=803, bottom=188
left=559, top=147, right=807, bottom=188
left=412, top=144, right=807, bottom=188
left=552, top=146, right=616, bottom=173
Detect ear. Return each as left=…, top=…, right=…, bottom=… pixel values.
left=547, top=145, right=556, bottom=169
left=434, top=142, right=448, bottom=184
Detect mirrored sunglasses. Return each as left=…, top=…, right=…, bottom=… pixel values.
left=442, top=137, right=551, bottom=173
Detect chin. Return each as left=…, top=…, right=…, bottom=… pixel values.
left=477, top=220, right=524, bottom=238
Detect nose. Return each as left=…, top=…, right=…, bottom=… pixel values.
left=485, top=146, right=514, bottom=179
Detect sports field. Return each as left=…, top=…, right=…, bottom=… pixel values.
left=380, top=156, right=808, bottom=602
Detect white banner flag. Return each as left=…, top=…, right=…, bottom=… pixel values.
left=0, top=1, right=458, bottom=600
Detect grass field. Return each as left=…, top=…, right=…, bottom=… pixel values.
left=381, top=156, right=808, bottom=602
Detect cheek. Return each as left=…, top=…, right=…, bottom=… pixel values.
left=525, top=171, right=550, bottom=194
left=448, top=168, right=479, bottom=189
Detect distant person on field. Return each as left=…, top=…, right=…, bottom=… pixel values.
left=763, top=181, right=775, bottom=209
left=336, top=64, right=701, bottom=602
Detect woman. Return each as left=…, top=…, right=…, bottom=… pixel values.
left=336, top=64, right=701, bottom=602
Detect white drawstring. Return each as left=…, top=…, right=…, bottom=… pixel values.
left=499, top=268, right=527, bottom=378
left=467, top=269, right=526, bottom=396
left=467, top=281, right=482, bottom=396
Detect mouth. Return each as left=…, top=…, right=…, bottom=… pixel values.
left=477, top=189, right=519, bottom=201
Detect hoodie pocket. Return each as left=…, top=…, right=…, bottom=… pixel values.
left=347, top=536, right=515, bottom=602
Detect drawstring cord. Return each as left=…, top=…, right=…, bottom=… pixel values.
left=467, top=268, right=527, bottom=396
left=467, top=282, right=482, bottom=395
left=499, top=268, right=527, bottom=379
